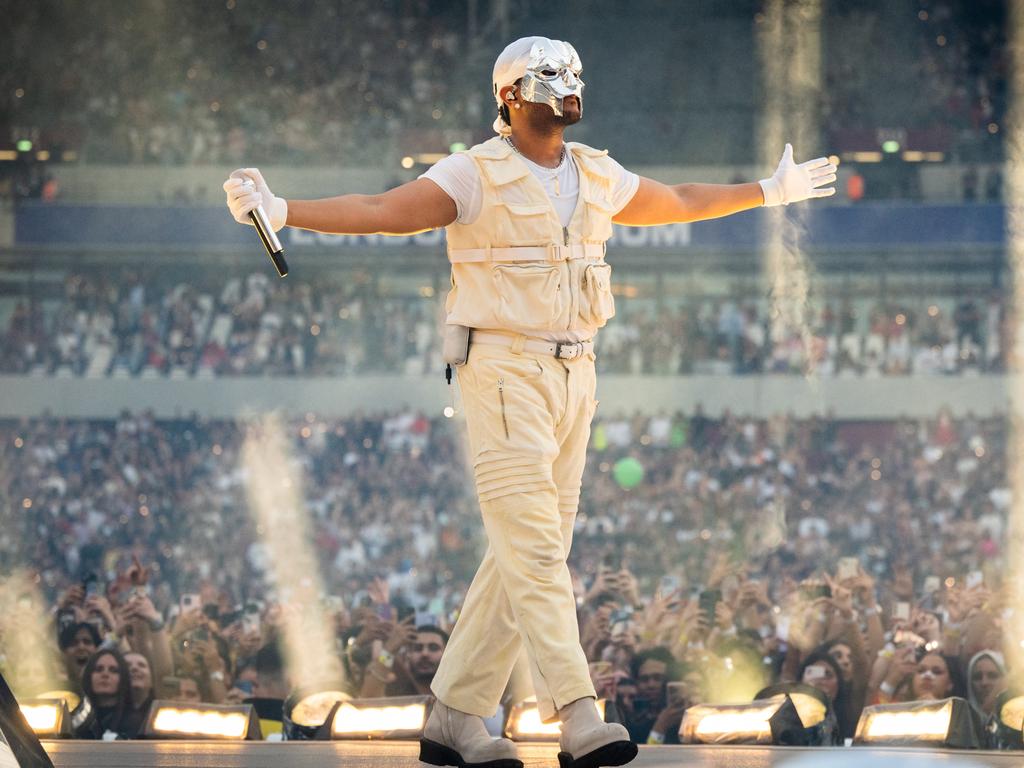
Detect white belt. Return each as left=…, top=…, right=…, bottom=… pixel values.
left=448, top=243, right=606, bottom=264
left=471, top=330, right=594, bottom=361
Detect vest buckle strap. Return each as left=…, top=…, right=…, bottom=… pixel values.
left=447, top=244, right=604, bottom=264
left=548, top=243, right=568, bottom=261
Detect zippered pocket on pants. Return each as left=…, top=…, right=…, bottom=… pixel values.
left=497, top=378, right=510, bottom=439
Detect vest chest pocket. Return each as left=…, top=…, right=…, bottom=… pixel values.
left=582, top=195, right=616, bottom=243
left=496, top=202, right=554, bottom=245
left=578, top=262, right=616, bottom=327
left=492, top=263, right=566, bottom=329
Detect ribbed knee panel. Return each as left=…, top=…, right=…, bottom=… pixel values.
left=474, top=453, right=555, bottom=503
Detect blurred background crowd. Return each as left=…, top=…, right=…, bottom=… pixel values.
left=0, top=407, right=1013, bottom=740
left=0, top=270, right=1007, bottom=377
left=0, top=0, right=1009, bottom=199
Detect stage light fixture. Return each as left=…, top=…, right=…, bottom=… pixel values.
left=680, top=694, right=807, bottom=745
left=18, top=700, right=70, bottom=738
left=853, top=697, right=979, bottom=748
left=34, top=691, right=79, bottom=713
left=990, top=691, right=1024, bottom=749
left=754, top=683, right=838, bottom=746
left=282, top=686, right=351, bottom=740
left=142, top=700, right=262, bottom=740
left=506, top=698, right=608, bottom=742
left=321, top=695, right=430, bottom=740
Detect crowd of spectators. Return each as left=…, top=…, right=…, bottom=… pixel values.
left=0, top=272, right=1009, bottom=378
left=912, top=0, right=1006, bottom=159
left=0, top=405, right=1016, bottom=743
left=6, top=0, right=470, bottom=168
left=4, top=1, right=1008, bottom=171
left=821, top=0, right=1005, bottom=163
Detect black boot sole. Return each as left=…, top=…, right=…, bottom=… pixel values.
left=557, top=740, right=638, bottom=768
left=419, top=737, right=524, bottom=768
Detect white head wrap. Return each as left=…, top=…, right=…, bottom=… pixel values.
left=491, top=36, right=582, bottom=135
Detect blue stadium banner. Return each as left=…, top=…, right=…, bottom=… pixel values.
left=13, top=203, right=1005, bottom=250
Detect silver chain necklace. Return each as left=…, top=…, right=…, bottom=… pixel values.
left=504, top=136, right=565, bottom=167
left=505, top=136, right=567, bottom=196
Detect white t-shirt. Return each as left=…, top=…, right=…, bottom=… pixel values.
left=421, top=145, right=639, bottom=227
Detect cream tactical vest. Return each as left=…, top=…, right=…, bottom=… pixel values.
left=444, top=136, right=618, bottom=339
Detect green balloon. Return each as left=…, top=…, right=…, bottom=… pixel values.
left=613, top=457, right=644, bottom=489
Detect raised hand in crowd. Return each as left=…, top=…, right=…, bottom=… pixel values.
left=871, top=643, right=918, bottom=703
left=581, top=603, right=614, bottom=661
left=385, top=615, right=419, bottom=656
left=351, top=612, right=393, bottom=650
left=705, top=553, right=735, bottom=592
left=57, top=584, right=86, bottom=615
left=360, top=614, right=418, bottom=697
left=636, top=590, right=681, bottom=647
left=589, top=661, right=618, bottom=700
left=734, top=579, right=771, bottom=634
left=118, top=591, right=172, bottom=683
left=83, top=594, right=120, bottom=639
left=707, top=600, right=735, bottom=646
left=187, top=637, right=229, bottom=703
left=172, top=605, right=205, bottom=639
left=610, top=567, right=641, bottom=608
left=671, top=599, right=711, bottom=656
left=647, top=696, right=688, bottom=741
left=848, top=565, right=876, bottom=606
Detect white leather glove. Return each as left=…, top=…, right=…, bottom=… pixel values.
left=223, top=168, right=288, bottom=231
left=758, top=144, right=837, bottom=206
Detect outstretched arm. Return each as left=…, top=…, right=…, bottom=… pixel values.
left=614, top=144, right=836, bottom=227
left=614, top=177, right=764, bottom=226
left=286, top=178, right=457, bottom=235
left=224, top=171, right=457, bottom=236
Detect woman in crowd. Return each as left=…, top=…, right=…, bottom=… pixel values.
left=124, top=652, right=156, bottom=729
left=72, top=648, right=145, bottom=739
left=966, top=650, right=1007, bottom=723
left=909, top=652, right=965, bottom=701
left=799, top=650, right=851, bottom=738
left=823, top=639, right=868, bottom=739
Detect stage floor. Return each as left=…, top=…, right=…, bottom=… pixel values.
left=37, top=741, right=1024, bottom=768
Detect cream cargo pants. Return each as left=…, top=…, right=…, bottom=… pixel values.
left=431, top=340, right=598, bottom=722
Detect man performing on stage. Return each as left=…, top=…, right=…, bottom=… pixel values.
left=224, top=36, right=835, bottom=768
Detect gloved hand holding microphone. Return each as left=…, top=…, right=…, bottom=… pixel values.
left=758, top=144, right=837, bottom=207
left=223, top=168, right=290, bottom=276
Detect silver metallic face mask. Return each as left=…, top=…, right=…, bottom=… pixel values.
left=518, top=40, right=584, bottom=117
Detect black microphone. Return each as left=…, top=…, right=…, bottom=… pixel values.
left=239, top=177, right=288, bottom=277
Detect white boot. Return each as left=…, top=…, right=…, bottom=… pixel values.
left=420, top=699, right=522, bottom=768
left=557, top=697, right=637, bottom=768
